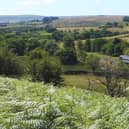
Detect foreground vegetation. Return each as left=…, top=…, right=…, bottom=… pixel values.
left=0, top=77, right=129, bottom=129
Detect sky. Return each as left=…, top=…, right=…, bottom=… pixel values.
left=0, top=0, right=129, bottom=16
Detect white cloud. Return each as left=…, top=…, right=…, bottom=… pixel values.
left=18, top=0, right=56, bottom=7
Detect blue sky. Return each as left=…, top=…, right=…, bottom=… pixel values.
left=0, top=0, right=129, bottom=16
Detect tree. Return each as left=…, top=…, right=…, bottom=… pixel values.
left=92, top=39, right=106, bottom=52
left=44, top=25, right=56, bottom=33
left=123, top=16, right=129, bottom=22
left=76, top=40, right=84, bottom=50
left=58, top=49, right=78, bottom=65
left=44, top=40, right=58, bottom=56
left=52, top=31, right=64, bottom=41
left=111, top=38, right=128, bottom=56
left=85, top=54, right=100, bottom=73
left=124, top=48, right=129, bottom=55
left=105, top=22, right=113, bottom=28
left=112, top=38, right=121, bottom=45
left=39, top=59, right=62, bottom=85
left=7, top=39, right=26, bottom=56
left=99, top=57, right=129, bottom=97
left=28, top=49, right=62, bottom=85
left=63, top=35, right=75, bottom=48
left=102, top=42, right=115, bottom=56
left=76, top=50, right=87, bottom=64
left=26, top=38, right=41, bottom=52
left=30, top=58, right=62, bottom=85
left=113, top=22, right=119, bottom=27
left=0, top=48, right=24, bottom=76
left=84, top=39, right=91, bottom=52
left=42, top=17, right=59, bottom=24
left=28, top=48, right=48, bottom=60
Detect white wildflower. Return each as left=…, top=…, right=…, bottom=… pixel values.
left=65, top=95, right=73, bottom=101
left=80, top=100, right=85, bottom=106
left=48, top=86, right=56, bottom=94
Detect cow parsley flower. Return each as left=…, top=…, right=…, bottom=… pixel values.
left=48, top=86, right=56, bottom=94
left=65, top=95, right=73, bottom=101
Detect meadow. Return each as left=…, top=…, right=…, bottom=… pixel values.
left=63, top=74, right=106, bottom=93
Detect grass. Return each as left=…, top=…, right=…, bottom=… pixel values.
left=62, top=64, right=88, bottom=72
left=57, top=26, right=98, bottom=31
left=107, top=26, right=129, bottom=32
left=104, top=33, right=129, bottom=40
left=57, top=26, right=129, bottom=33
left=63, top=74, right=106, bottom=93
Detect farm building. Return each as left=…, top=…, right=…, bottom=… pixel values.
left=120, top=55, right=129, bottom=63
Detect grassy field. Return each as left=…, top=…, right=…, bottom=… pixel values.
left=57, top=26, right=129, bottom=32
left=63, top=74, right=106, bottom=93
left=57, top=26, right=98, bottom=31
left=0, top=77, right=129, bottom=129
left=104, top=33, right=129, bottom=40
left=107, top=26, right=129, bottom=32
left=62, top=64, right=88, bottom=72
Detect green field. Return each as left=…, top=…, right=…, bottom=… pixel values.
left=57, top=26, right=99, bottom=31
left=63, top=74, right=106, bottom=93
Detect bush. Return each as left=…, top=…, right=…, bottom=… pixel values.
left=28, top=49, right=62, bottom=85
left=123, top=16, right=129, bottom=22
left=58, top=49, right=78, bottom=65
left=99, top=57, right=129, bottom=97
left=28, top=48, right=49, bottom=60
left=30, top=58, right=62, bottom=85
left=85, top=54, right=100, bottom=72
left=0, top=48, right=24, bottom=76
left=63, top=35, right=75, bottom=48
left=44, top=40, right=58, bottom=55
left=7, top=38, right=26, bottom=56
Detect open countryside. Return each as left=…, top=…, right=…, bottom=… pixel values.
left=1, top=0, right=129, bottom=128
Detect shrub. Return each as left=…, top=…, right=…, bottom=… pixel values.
left=28, top=49, right=62, bottom=85
left=123, top=16, right=129, bottom=22
left=85, top=54, right=100, bottom=72
left=58, top=49, right=78, bottom=65
left=0, top=48, right=24, bottom=76
left=28, top=48, right=49, bottom=60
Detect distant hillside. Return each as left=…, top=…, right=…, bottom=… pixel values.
left=0, top=15, right=44, bottom=23
left=0, top=15, right=124, bottom=26
left=53, top=15, right=124, bottom=27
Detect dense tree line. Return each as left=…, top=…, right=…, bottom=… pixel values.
left=101, top=22, right=123, bottom=28
left=77, top=38, right=129, bottom=56
left=123, top=16, right=129, bottom=22
left=52, top=29, right=128, bottom=41
left=42, top=17, right=59, bottom=24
